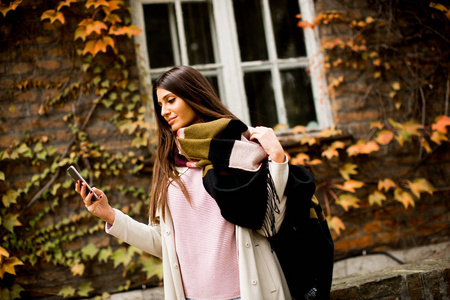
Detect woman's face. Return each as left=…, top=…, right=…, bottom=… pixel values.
left=157, top=88, right=201, bottom=132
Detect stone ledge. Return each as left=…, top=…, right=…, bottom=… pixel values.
left=331, top=257, right=450, bottom=299
left=91, top=258, right=450, bottom=300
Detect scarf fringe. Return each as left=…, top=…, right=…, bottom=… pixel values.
left=261, top=166, right=281, bottom=237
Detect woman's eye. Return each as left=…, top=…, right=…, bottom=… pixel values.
left=168, top=98, right=175, bottom=103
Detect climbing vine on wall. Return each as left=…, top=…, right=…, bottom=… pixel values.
left=0, top=0, right=161, bottom=298
left=291, top=0, right=450, bottom=235
left=1, top=0, right=449, bottom=298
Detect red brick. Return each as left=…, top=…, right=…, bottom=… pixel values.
left=375, top=231, right=400, bottom=244
left=0, top=78, right=14, bottom=89
left=61, top=239, right=84, bottom=252
left=9, top=62, right=33, bottom=75
left=0, top=49, right=17, bottom=62
left=334, top=109, right=379, bottom=124
left=54, top=130, right=75, bottom=142
left=36, top=36, right=54, bottom=44
left=2, top=103, right=37, bottom=118
left=406, top=216, right=425, bottom=227
left=40, top=89, right=60, bottom=101
left=402, top=228, right=416, bottom=239
left=22, top=48, right=44, bottom=60
left=339, top=224, right=361, bottom=239
left=383, top=155, right=421, bottom=167
left=334, top=235, right=374, bottom=251
left=14, top=90, right=37, bottom=102
left=46, top=47, right=65, bottom=56
left=428, top=212, right=447, bottom=223
left=88, top=235, right=110, bottom=248
left=36, top=60, right=61, bottom=70
left=347, top=122, right=372, bottom=136
left=0, top=135, right=18, bottom=147
left=42, top=22, right=59, bottom=31
left=416, top=203, right=430, bottom=213
left=363, top=220, right=382, bottom=234
left=418, top=223, right=449, bottom=237
left=31, top=117, right=66, bottom=129
left=373, top=205, right=414, bottom=220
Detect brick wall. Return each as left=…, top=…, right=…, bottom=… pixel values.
left=0, top=0, right=449, bottom=298
left=0, top=1, right=156, bottom=297
left=311, top=0, right=450, bottom=260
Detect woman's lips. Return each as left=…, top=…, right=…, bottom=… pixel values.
left=167, top=117, right=176, bottom=125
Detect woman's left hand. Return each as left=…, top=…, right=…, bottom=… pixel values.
left=249, top=126, right=286, bottom=163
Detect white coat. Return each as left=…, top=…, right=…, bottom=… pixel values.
left=106, top=160, right=291, bottom=300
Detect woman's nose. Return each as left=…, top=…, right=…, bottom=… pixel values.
left=161, top=105, right=169, bottom=116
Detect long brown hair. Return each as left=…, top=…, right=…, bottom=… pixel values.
left=149, top=65, right=237, bottom=224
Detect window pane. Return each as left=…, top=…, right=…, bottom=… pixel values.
left=205, top=75, right=220, bottom=100
left=143, top=4, right=177, bottom=68
left=233, top=0, right=268, bottom=61
left=281, top=68, right=317, bottom=127
left=182, top=2, right=215, bottom=65
left=269, top=0, right=307, bottom=58
left=244, top=71, right=278, bottom=127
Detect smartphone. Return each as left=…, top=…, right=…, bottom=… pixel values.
left=67, top=165, right=98, bottom=201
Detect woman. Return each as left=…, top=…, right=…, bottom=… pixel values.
left=76, top=65, right=293, bottom=299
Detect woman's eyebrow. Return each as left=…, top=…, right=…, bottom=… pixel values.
left=162, top=93, right=174, bottom=100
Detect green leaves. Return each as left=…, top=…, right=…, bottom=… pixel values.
left=117, top=119, right=138, bottom=134
left=0, top=284, right=24, bottom=300
left=59, top=286, right=76, bottom=297
left=111, top=246, right=141, bottom=269
left=3, top=214, right=22, bottom=233
left=98, top=246, right=113, bottom=263
left=81, top=243, right=99, bottom=260
left=139, top=254, right=163, bottom=280
left=77, top=282, right=94, bottom=297
left=59, top=281, right=94, bottom=298
left=111, top=248, right=130, bottom=268
left=2, top=190, right=19, bottom=208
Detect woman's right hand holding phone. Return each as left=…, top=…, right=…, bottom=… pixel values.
left=75, top=181, right=116, bottom=225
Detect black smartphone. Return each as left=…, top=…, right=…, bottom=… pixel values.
left=67, top=165, right=98, bottom=201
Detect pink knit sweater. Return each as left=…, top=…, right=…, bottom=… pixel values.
left=167, top=167, right=240, bottom=300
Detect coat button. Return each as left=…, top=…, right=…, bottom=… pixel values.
left=165, top=230, right=170, bottom=235
left=245, top=241, right=251, bottom=248
left=251, top=279, right=257, bottom=285
left=173, top=264, right=179, bottom=269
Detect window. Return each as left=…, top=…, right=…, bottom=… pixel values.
left=131, top=0, right=333, bottom=130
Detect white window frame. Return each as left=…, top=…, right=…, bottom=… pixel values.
left=130, top=0, right=333, bottom=130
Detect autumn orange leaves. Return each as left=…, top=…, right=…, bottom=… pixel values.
left=287, top=115, right=448, bottom=235
left=41, top=0, right=141, bottom=57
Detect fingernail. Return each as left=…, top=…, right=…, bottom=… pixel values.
left=99, top=195, right=103, bottom=199
left=89, top=191, right=92, bottom=194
